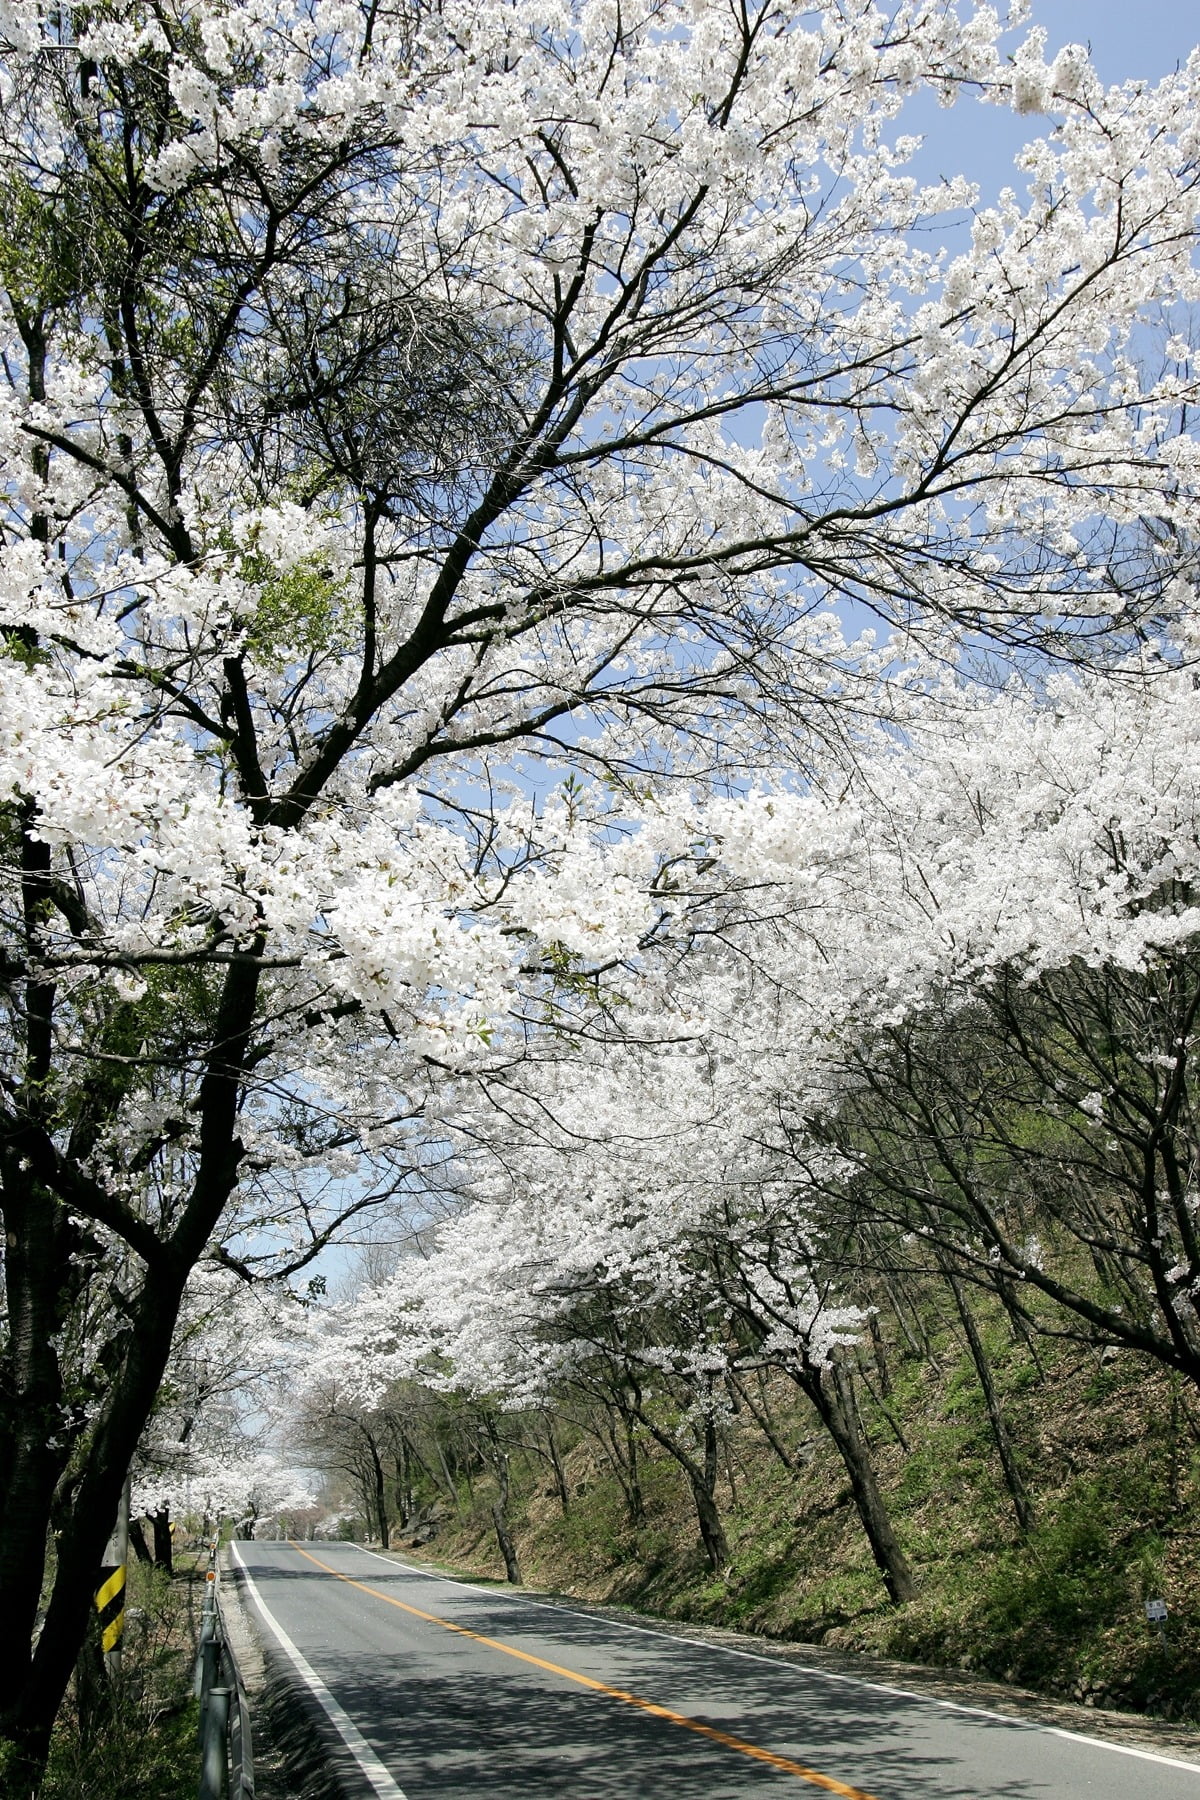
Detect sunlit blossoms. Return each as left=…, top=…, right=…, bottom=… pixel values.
left=4, top=0, right=1200, bottom=1768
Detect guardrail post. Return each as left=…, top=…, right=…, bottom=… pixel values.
left=195, top=1554, right=254, bottom=1798
left=196, top=1633, right=219, bottom=1738
left=199, top=1685, right=230, bottom=1800
left=195, top=1562, right=219, bottom=1711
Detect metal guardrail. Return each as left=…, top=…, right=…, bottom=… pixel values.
left=194, top=1547, right=255, bottom=1800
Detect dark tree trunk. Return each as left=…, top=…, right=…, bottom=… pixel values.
left=0, top=1174, right=73, bottom=1732
left=622, top=1409, right=647, bottom=1528
left=644, top=1412, right=730, bottom=1572
left=594, top=1401, right=647, bottom=1527
left=945, top=1269, right=1035, bottom=1533
left=688, top=1472, right=730, bottom=1571
left=0, top=1267, right=187, bottom=1792
left=395, top=1437, right=414, bottom=1527
left=0, top=810, right=80, bottom=1789
left=151, top=1507, right=173, bottom=1571
left=688, top=1414, right=731, bottom=1571
left=868, top=1313, right=893, bottom=1398
left=542, top=1415, right=570, bottom=1516
left=483, top=1419, right=521, bottom=1583
left=796, top=1359, right=916, bottom=1605
left=128, top=1518, right=152, bottom=1564
left=0, top=956, right=262, bottom=1794
left=367, top=1434, right=389, bottom=1550
left=491, top=1500, right=522, bottom=1585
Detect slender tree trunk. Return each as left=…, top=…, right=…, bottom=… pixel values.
left=854, top=1350, right=910, bottom=1452
left=944, top=1269, right=1034, bottom=1533
left=542, top=1414, right=570, bottom=1516
left=396, top=1432, right=439, bottom=1504
left=434, top=1435, right=464, bottom=1518
left=128, top=1518, right=152, bottom=1565
left=884, top=1277, right=930, bottom=1359
left=644, top=1413, right=730, bottom=1572
left=595, top=1401, right=647, bottom=1527
left=483, top=1418, right=521, bottom=1583
left=994, top=1274, right=1047, bottom=1376
left=591, top=1411, right=640, bottom=1525
left=796, top=1360, right=916, bottom=1605
left=395, top=1438, right=414, bottom=1526
left=868, top=1313, right=893, bottom=1398
left=688, top=1471, right=730, bottom=1571
left=622, top=1409, right=647, bottom=1528
left=457, top=1433, right=477, bottom=1506
left=366, top=1434, right=389, bottom=1550
left=491, top=1495, right=522, bottom=1584
left=727, top=1371, right=795, bottom=1470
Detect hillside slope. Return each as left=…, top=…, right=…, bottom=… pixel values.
left=409, top=1323, right=1200, bottom=1722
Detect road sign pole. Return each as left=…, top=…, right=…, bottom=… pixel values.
left=1144, top=1597, right=1169, bottom=1649
left=95, top=1476, right=130, bottom=1678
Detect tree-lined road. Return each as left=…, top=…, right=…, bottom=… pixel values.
left=233, top=1541, right=1200, bottom=1800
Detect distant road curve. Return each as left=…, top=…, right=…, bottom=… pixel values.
left=231, top=1540, right=1200, bottom=1800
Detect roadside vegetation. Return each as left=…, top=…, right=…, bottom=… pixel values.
left=7, top=1560, right=202, bottom=1800
left=308, top=1306, right=1200, bottom=1724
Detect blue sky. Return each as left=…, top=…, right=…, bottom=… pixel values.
left=1036, top=0, right=1195, bottom=85
left=909, top=2, right=1199, bottom=199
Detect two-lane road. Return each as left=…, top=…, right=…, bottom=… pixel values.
left=232, top=1540, right=1200, bottom=1799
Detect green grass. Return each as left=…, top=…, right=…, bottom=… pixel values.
left=423, top=1317, right=1200, bottom=1723
left=36, top=1560, right=203, bottom=1800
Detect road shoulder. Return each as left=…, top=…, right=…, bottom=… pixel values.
left=220, top=1544, right=358, bottom=1800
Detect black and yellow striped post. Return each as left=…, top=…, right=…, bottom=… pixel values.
left=94, top=1478, right=130, bottom=1676
left=94, top=1562, right=125, bottom=1660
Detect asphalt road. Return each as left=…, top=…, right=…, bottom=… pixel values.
left=231, top=1539, right=1200, bottom=1800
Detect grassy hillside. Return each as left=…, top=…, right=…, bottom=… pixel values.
left=415, top=1321, right=1200, bottom=1722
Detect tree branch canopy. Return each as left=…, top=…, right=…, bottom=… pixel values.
left=2, top=0, right=1200, bottom=1781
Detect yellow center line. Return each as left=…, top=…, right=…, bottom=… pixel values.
left=285, top=1540, right=881, bottom=1799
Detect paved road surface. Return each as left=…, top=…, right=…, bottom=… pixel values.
left=231, top=1540, right=1200, bottom=1800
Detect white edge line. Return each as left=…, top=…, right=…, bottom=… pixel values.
left=340, top=1542, right=1200, bottom=1777
left=229, top=1541, right=409, bottom=1800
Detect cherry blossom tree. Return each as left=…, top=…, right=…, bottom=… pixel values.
left=773, top=662, right=1200, bottom=1393
left=134, top=1445, right=314, bottom=1540
left=129, top=1265, right=304, bottom=1564
left=660, top=645, right=1200, bottom=1418
left=308, top=1035, right=905, bottom=1586
left=3, top=0, right=1200, bottom=1776
left=317, top=638, right=1200, bottom=1597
